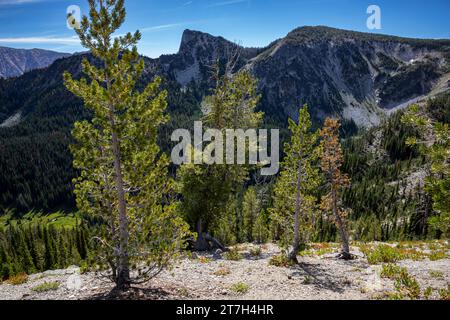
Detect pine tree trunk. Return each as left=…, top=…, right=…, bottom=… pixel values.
left=194, top=219, right=210, bottom=251
left=332, top=188, right=351, bottom=259
left=110, top=114, right=130, bottom=291
left=289, top=159, right=302, bottom=263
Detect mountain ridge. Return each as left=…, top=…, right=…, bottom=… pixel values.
left=0, top=47, right=71, bottom=79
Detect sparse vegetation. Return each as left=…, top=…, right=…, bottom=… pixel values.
left=32, top=281, right=60, bottom=293
left=428, top=250, right=447, bottom=261
left=380, top=264, right=407, bottom=279
left=198, top=256, right=212, bottom=264
left=249, top=246, right=262, bottom=257
left=6, top=273, right=28, bottom=285
left=362, top=245, right=403, bottom=264
left=269, top=254, right=294, bottom=268
left=429, top=270, right=444, bottom=278
left=438, top=285, right=450, bottom=300
left=213, top=267, right=231, bottom=276
left=230, top=282, right=250, bottom=294
left=223, top=248, right=243, bottom=261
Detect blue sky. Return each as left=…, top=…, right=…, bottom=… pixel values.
left=0, top=0, right=449, bottom=57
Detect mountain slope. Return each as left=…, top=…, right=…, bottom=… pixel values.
left=0, top=47, right=71, bottom=78
left=0, top=26, right=449, bottom=213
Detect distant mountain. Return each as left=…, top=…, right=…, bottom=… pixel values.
left=0, top=47, right=71, bottom=78
left=0, top=26, right=449, bottom=212
left=171, top=27, right=450, bottom=127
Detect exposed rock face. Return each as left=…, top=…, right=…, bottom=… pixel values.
left=0, top=47, right=71, bottom=78
left=163, top=27, right=450, bottom=127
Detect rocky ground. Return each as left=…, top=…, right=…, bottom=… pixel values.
left=0, top=242, right=448, bottom=300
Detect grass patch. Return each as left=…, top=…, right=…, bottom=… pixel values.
left=32, top=281, right=60, bottom=293
left=428, top=250, right=447, bottom=261
left=362, top=245, right=403, bottom=264
left=429, top=270, right=444, bottom=279
left=439, top=285, right=450, bottom=300
left=6, top=273, right=28, bottom=285
left=230, top=282, right=249, bottom=294
left=380, top=264, right=407, bottom=279
left=394, top=270, right=420, bottom=299
left=361, top=244, right=428, bottom=264
left=0, top=211, right=80, bottom=230
left=379, top=264, right=420, bottom=299
left=424, top=287, right=434, bottom=299
left=302, top=276, right=313, bottom=285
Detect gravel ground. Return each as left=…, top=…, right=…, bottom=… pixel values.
left=0, top=243, right=448, bottom=300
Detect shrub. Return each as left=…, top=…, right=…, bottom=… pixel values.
left=32, top=281, right=60, bottom=293
left=269, top=254, right=293, bottom=268
left=363, top=245, right=403, bottom=264
left=249, top=246, right=262, bottom=257
left=6, top=273, right=28, bottom=285
left=213, top=267, right=231, bottom=276
left=380, top=264, right=407, bottom=279
left=394, top=271, right=420, bottom=299
left=424, top=287, right=433, bottom=299
left=223, top=248, right=243, bottom=261
left=198, top=256, right=211, bottom=264
left=230, top=282, right=249, bottom=294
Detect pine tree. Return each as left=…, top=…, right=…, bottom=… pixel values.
left=179, top=69, right=262, bottom=249
left=252, top=209, right=269, bottom=244
left=318, top=118, right=352, bottom=259
left=64, top=0, right=190, bottom=290
left=402, top=104, right=450, bottom=237
left=242, top=187, right=261, bottom=242
left=270, top=105, right=320, bottom=262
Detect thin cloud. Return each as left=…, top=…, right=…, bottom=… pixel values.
left=206, top=0, right=248, bottom=8
left=0, top=36, right=79, bottom=45
left=141, top=20, right=209, bottom=33
left=0, top=0, right=42, bottom=5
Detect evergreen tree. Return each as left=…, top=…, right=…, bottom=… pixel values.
left=318, top=118, right=353, bottom=259
left=179, top=69, right=262, bottom=249
left=64, top=0, right=190, bottom=290
left=270, top=106, right=320, bottom=262
left=242, top=187, right=261, bottom=242
left=402, top=104, right=450, bottom=237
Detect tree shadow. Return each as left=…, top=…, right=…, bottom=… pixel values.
left=86, top=286, right=173, bottom=300
left=290, top=261, right=350, bottom=293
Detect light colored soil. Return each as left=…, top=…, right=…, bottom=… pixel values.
left=0, top=243, right=448, bottom=300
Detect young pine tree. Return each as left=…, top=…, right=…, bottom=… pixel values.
left=64, top=0, right=190, bottom=290
left=242, top=187, right=261, bottom=243
left=270, top=106, right=320, bottom=263
left=318, top=118, right=352, bottom=259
